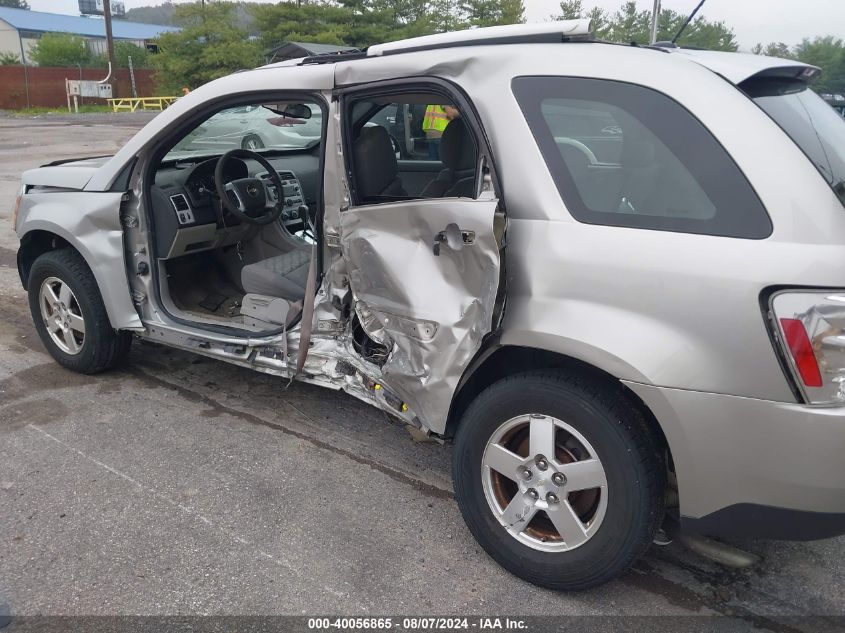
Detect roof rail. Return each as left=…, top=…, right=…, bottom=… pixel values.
left=367, top=20, right=594, bottom=57
left=300, top=49, right=366, bottom=65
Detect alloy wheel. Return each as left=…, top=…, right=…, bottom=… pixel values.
left=38, top=276, right=86, bottom=355
left=481, top=414, right=608, bottom=552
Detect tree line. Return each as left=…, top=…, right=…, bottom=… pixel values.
left=151, top=0, right=740, bottom=92
left=558, top=0, right=845, bottom=94
left=150, top=0, right=526, bottom=91
left=557, top=0, right=736, bottom=50
left=2, top=0, right=843, bottom=96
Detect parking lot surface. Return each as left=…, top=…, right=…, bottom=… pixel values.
left=0, top=112, right=844, bottom=630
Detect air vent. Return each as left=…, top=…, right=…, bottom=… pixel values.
left=170, top=194, right=195, bottom=225
left=171, top=194, right=189, bottom=211
left=258, top=170, right=295, bottom=181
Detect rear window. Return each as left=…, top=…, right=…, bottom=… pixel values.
left=744, top=78, right=845, bottom=207
left=513, top=76, right=772, bottom=239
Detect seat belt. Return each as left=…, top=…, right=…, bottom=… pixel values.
left=287, top=243, right=318, bottom=382
left=281, top=298, right=301, bottom=381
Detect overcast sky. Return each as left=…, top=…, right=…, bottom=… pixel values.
left=26, top=0, right=845, bottom=50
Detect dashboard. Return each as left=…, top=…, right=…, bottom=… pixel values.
left=151, top=150, right=319, bottom=259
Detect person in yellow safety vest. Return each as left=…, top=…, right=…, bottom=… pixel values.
left=423, top=104, right=459, bottom=160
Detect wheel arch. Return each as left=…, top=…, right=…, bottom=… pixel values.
left=241, top=132, right=264, bottom=148
left=17, top=228, right=73, bottom=290
left=446, top=344, right=674, bottom=476
left=17, top=223, right=142, bottom=331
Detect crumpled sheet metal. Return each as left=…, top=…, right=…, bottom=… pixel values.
left=20, top=190, right=143, bottom=330
left=339, top=197, right=500, bottom=432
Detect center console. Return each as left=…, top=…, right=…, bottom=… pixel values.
left=259, top=170, right=306, bottom=225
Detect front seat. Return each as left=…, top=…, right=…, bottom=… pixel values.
left=353, top=125, right=408, bottom=201
left=240, top=126, right=405, bottom=301
left=616, top=138, right=660, bottom=214
left=240, top=248, right=310, bottom=301
left=420, top=118, right=476, bottom=198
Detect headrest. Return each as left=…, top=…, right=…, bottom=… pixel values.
left=439, top=118, right=476, bottom=172
left=353, top=126, right=398, bottom=199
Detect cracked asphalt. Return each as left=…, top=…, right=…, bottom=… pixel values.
left=1, top=112, right=844, bottom=631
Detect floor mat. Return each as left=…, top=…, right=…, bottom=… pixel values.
left=198, top=292, right=227, bottom=312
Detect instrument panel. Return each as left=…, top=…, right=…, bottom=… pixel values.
left=152, top=154, right=317, bottom=259
left=182, top=157, right=247, bottom=210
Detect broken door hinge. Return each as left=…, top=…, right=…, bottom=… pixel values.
left=131, top=289, right=147, bottom=304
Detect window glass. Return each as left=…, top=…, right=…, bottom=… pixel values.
left=746, top=81, right=845, bottom=207
left=513, top=77, right=772, bottom=239
left=363, top=102, right=462, bottom=161
left=348, top=97, right=478, bottom=204
left=166, top=102, right=322, bottom=161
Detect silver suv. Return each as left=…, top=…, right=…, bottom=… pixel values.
left=13, top=22, right=845, bottom=590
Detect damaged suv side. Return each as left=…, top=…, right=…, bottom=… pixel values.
left=14, top=21, right=845, bottom=590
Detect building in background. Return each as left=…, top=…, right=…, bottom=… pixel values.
left=0, top=6, right=178, bottom=65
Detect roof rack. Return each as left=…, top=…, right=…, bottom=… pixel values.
left=367, top=20, right=594, bottom=57
left=294, top=21, right=595, bottom=66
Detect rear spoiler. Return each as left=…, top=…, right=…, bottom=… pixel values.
left=739, top=66, right=823, bottom=98
left=669, top=48, right=821, bottom=86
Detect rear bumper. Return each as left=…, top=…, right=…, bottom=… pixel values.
left=681, top=504, right=845, bottom=541
left=624, top=382, right=845, bottom=541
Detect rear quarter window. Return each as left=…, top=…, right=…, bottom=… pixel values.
left=513, top=76, right=772, bottom=239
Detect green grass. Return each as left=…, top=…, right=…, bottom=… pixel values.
left=12, top=104, right=113, bottom=116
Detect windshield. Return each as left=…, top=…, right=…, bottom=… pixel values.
left=165, top=103, right=322, bottom=161
left=752, top=86, right=845, bottom=206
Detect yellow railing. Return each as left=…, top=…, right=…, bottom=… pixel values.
left=106, top=96, right=179, bottom=112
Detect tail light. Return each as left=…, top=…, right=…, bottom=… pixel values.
left=770, top=291, right=845, bottom=404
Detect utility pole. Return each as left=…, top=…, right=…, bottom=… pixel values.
left=650, top=0, right=661, bottom=44
left=103, top=0, right=117, bottom=97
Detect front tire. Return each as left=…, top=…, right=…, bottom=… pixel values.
left=452, top=371, right=665, bottom=590
left=241, top=134, right=264, bottom=150
left=27, top=248, right=131, bottom=374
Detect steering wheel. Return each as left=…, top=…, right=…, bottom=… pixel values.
left=214, top=148, right=285, bottom=225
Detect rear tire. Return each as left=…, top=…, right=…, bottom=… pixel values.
left=452, top=370, right=665, bottom=590
left=27, top=248, right=131, bottom=374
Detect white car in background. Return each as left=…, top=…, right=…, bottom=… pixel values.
left=172, top=103, right=322, bottom=155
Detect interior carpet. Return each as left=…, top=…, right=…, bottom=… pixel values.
left=198, top=292, right=227, bottom=312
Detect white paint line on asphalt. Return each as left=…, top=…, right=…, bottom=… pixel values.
left=27, top=423, right=350, bottom=602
